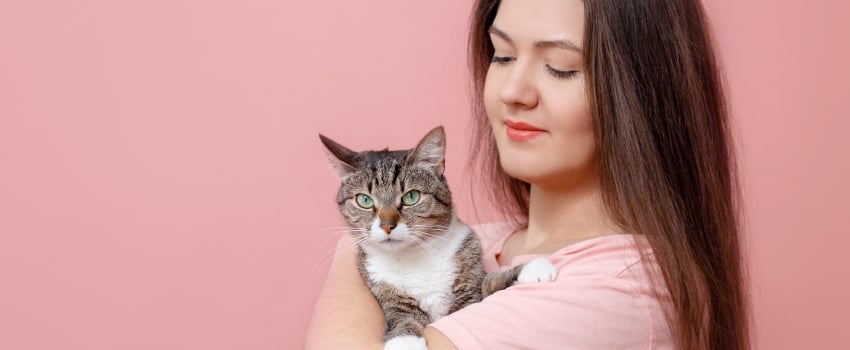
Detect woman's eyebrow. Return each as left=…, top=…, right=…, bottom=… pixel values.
left=534, top=38, right=582, bottom=53
left=488, top=25, right=514, bottom=44
left=489, top=25, right=583, bottom=54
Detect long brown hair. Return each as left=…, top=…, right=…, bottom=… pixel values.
left=467, top=0, right=751, bottom=349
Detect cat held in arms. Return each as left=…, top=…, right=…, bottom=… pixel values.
left=319, top=126, right=557, bottom=350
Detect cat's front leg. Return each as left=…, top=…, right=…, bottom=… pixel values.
left=516, top=257, right=558, bottom=283
left=370, top=282, right=431, bottom=350
left=384, top=334, right=428, bottom=350
left=383, top=309, right=430, bottom=350
left=481, top=257, right=558, bottom=298
left=481, top=264, right=523, bottom=298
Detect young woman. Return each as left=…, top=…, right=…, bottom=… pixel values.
left=306, top=0, right=750, bottom=348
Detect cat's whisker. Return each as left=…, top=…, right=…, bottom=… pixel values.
left=414, top=236, right=440, bottom=257
left=310, top=234, right=370, bottom=275
left=408, top=225, right=449, bottom=230
left=303, top=225, right=366, bottom=237
left=310, top=239, right=351, bottom=274
left=410, top=228, right=449, bottom=234
left=412, top=235, right=449, bottom=245
left=409, top=225, right=451, bottom=230
left=409, top=231, right=450, bottom=242
left=413, top=234, right=437, bottom=250
left=309, top=227, right=369, bottom=237
left=297, top=232, right=343, bottom=251
left=297, top=229, right=363, bottom=248
left=409, top=226, right=451, bottom=234
left=305, top=226, right=363, bottom=248
left=307, top=228, right=360, bottom=239
left=313, top=226, right=356, bottom=231
left=409, top=237, right=433, bottom=256
left=312, top=228, right=369, bottom=234
left=411, top=230, right=449, bottom=237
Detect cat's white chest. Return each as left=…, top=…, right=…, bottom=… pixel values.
left=363, top=226, right=469, bottom=320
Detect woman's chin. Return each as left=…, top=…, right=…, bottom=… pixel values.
left=502, top=167, right=540, bottom=184
left=501, top=163, right=590, bottom=190
left=500, top=161, right=547, bottom=184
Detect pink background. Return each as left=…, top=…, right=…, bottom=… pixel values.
left=0, top=0, right=847, bottom=349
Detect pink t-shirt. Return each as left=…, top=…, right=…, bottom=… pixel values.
left=429, top=223, right=675, bottom=349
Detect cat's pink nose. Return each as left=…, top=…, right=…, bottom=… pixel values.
left=381, top=223, right=396, bottom=234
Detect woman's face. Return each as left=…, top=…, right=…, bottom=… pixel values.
left=484, top=0, right=596, bottom=189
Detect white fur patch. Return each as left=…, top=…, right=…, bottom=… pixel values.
left=517, top=257, right=558, bottom=283
left=370, top=218, right=384, bottom=240
left=370, top=218, right=411, bottom=244
left=363, top=216, right=470, bottom=320
left=384, top=335, right=427, bottom=350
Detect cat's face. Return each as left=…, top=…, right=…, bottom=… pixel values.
left=320, top=127, right=453, bottom=253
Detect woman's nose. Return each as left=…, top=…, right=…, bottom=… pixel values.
left=499, top=61, right=539, bottom=109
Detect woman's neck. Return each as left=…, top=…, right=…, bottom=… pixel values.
left=521, top=174, right=623, bottom=252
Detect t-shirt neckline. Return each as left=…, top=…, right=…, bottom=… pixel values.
left=492, top=228, right=633, bottom=269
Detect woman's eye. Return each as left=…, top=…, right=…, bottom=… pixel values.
left=546, top=66, right=579, bottom=80
left=355, top=194, right=374, bottom=209
left=491, top=55, right=514, bottom=64
left=401, top=190, right=421, bottom=206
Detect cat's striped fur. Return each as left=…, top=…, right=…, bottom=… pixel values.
left=320, top=126, right=542, bottom=348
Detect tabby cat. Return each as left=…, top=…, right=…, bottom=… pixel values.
left=320, top=126, right=557, bottom=350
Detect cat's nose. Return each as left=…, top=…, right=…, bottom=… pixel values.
left=381, top=223, right=396, bottom=234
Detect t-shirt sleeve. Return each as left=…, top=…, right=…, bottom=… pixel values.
left=429, top=273, right=666, bottom=350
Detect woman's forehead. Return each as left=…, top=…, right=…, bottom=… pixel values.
left=491, top=0, right=585, bottom=47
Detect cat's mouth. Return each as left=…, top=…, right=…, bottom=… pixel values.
left=374, top=237, right=409, bottom=248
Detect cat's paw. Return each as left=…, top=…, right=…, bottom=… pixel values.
left=384, top=335, right=428, bottom=350
left=517, top=257, right=558, bottom=284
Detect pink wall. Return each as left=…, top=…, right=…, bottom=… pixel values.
left=705, top=1, right=850, bottom=348
left=0, top=0, right=846, bottom=349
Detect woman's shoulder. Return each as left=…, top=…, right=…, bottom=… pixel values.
left=431, top=233, right=675, bottom=349
left=480, top=227, right=657, bottom=278
left=526, top=234, right=665, bottom=301
left=467, top=223, right=660, bottom=279
left=431, top=232, right=674, bottom=350
left=546, top=233, right=657, bottom=279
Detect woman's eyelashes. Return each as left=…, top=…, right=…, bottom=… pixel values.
left=491, top=55, right=514, bottom=64
left=490, top=56, right=579, bottom=80
left=546, top=65, right=579, bottom=80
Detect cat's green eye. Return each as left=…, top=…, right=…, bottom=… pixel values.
left=402, top=190, right=421, bottom=206
left=355, top=194, right=374, bottom=209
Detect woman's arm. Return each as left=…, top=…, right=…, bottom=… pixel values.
left=424, top=327, right=459, bottom=349
left=304, top=234, right=385, bottom=349
left=305, top=234, right=459, bottom=350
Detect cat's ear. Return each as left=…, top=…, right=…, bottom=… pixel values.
left=407, top=126, right=446, bottom=176
left=319, top=134, right=358, bottom=179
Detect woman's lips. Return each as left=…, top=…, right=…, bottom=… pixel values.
left=505, top=119, right=546, bottom=142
